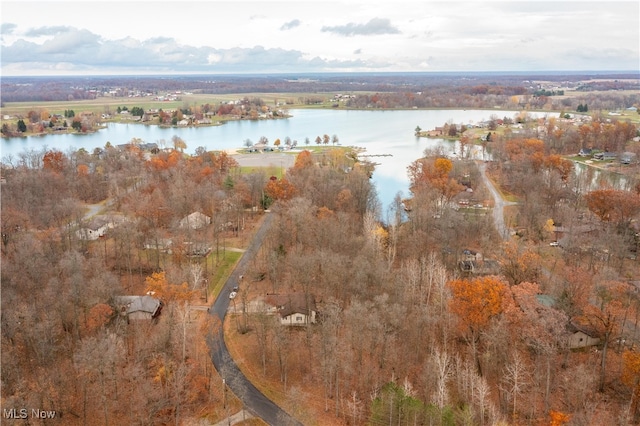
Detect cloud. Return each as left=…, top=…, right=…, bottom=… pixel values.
left=321, top=18, right=400, bottom=37
left=280, top=19, right=301, bottom=31
left=1, top=23, right=17, bottom=34
left=0, top=28, right=379, bottom=74
left=25, top=26, right=73, bottom=37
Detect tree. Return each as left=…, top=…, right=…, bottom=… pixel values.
left=172, top=135, right=187, bottom=152
left=17, top=119, right=27, bottom=132
left=42, top=150, right=67, bottom=174
left=581, top=280, right=634, bottom=391
left=500, top=240, right=540, bottom=286
left=264, top=178, right=296, bottom=202
left=448, top=276, right=507, bottom=373
left=501, top=352, right=530, bottom=421
left=71, top=118, right=82, bottom=131
left=585, top=189, right=640, bottom=227
left=622, top=350, right=640, bottom=420
left=292, top=150, right=314, bottom=171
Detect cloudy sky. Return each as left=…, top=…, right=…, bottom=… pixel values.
left=1, top=0, right=638, bottom=76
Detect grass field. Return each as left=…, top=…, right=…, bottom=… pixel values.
left=0, top=92, right=346, bottom=118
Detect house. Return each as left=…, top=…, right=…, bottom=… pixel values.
left=459, top=259, right=501, bottom=276
left=594, top=151, right=617, bottom=161
left=178, top=212, right=211, bottom=230
left=76, top=215, right=125, bottom=240
left=567, top=321, right=600, bottom=349
left=621, top=152, right=636, bottom=165
left=144, top=238, right=173, bottom=253
left=265, top=293, right=317, bottom=326
left=114, top=295, right=163, bottom=321
left=183, top=241, right=212, bottom=257
left=578, top=148, right=593, bottom=157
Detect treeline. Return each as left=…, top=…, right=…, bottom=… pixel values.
left=3, top=72, right=638, bottom=103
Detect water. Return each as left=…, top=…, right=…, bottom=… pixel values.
left=1, top=109, right=533, bottom=212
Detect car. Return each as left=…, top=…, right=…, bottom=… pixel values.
left=229, top=291, right=237, bottom=299
left=550, top=241, right=559, bottom=247
left=232, top=286, right=239, bottom=292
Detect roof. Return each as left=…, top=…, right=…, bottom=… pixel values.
left=265, top=293, right=317, bottom=318
left=115, top=295, right=162, bottom=316
left=568, top=320, right=599, bottom=338
left=179, top=211, right=211, bottom=229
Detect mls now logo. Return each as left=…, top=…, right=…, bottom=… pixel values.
left=3, top=408, right=27, bottom=419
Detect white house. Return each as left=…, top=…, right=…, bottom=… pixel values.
left=76, top=215, right=125, bottom=240
left=265, top=293, right=317, bottom=326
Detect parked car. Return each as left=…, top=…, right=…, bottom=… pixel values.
left=229, top=291, right=237, bottom=299
left=550, top=241, right=560, bottom=247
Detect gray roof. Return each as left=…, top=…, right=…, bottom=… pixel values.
left=115, top=295, right=161, bottom=315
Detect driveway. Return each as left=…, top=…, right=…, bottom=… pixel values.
left=207, top=212, right=303, bottom=426
left=478, top=161, right=517, bottom=240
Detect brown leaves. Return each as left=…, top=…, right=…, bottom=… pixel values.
left=42, top=150, right=66, bottom=174
left=145, top=272, right=195, bottom=305
left=265, top=177, right=297, bottom=201
left=584, top=188, right=640, bottom=225
left=448, top=276, right=508, bottom=334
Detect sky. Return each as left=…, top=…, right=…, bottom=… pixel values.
left=1, top=0, right=639, bottom=76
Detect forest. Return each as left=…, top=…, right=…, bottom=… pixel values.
left=2, top=81, right=640, bottom=426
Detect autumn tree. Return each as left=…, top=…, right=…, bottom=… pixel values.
left=145, top=271, right=195, bottom=306
left=500, top=240, right=540, bottom=286
left=622, top=350, right=640, bottom=420
left=585, top=188, right=640, bottom=227
left=448, top=276, right=508, bottom=374
left=580, top=280, right=634, bottom=391
left=42, top=150, right=67, bottom=174
left=264, top=177, right=297, bottom=202
left=408, top=156, right=464, bottom=215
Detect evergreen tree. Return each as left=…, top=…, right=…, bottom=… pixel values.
left=17, top=119, right=27, bottom=132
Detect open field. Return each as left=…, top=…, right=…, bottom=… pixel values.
left=0, top=92, right=351, bottom=118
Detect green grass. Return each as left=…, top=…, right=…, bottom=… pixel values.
left=207, top=250, right=243, bottom=297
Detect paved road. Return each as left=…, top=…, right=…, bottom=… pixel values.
left=478, top=161, right=517, bottom=240
left=207, top=212, right=303, bottom=426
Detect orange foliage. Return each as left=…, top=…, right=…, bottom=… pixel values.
left=549, top=410, right=571, bottom=426
left=584, top=189, right=640, bottom=224
left=544, top=154, right=574, bottom=181
left=293, top=150, right=314, bottom=170
left=448, top=276, right=507, bottom=334
left=622, top=350, right=640, bottom=416
left=505, top=138, right=544, bottom=164
left=145, top=271, right=195, bottom=304
left=43, top=150, right=66, bottom=173
left=500, top=240, right=541, bottom=285
left=265, top=178, right=297, bottom=201
left=316, top=206, right=335, bottom=220
left=77, top=164, right=89, bottom=176
left=408, top=156, right=463, bottom=202
left=85, top=303, right=114, bottom=333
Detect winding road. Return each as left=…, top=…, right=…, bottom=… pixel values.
left=478, top=161, right=517, bottom=240
left=207, top=212, right=303, bottom=426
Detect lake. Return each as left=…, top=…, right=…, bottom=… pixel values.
left=0, top=109, right=537, bottom=213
